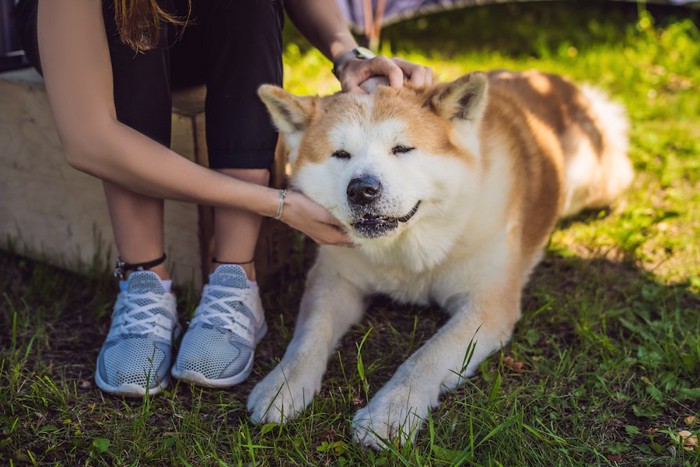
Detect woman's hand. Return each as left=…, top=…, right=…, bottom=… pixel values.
left=280, top=190, right=353, bottom=247
left=338, top=56, right=434, bottom=94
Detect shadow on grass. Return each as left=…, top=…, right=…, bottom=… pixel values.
left=0, top=246, right=698, bottom=464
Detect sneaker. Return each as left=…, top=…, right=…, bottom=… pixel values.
left=95, top=271, right=180, bottom=397
left=172, top=264, right=267, bottom=387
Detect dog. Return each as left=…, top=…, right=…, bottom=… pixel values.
left=248, top=70, right=633, bottom=448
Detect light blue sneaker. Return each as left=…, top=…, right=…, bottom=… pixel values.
left=172, top=265, right=267, bottom=387
left=95, top=271, right=180, bottom=397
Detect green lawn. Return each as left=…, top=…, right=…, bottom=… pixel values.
left=2, top=1, right=699, bottom=465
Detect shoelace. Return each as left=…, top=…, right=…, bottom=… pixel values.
left=191, top=285, right=254, bottom=336
left=114, top=292, right=174, bottom=335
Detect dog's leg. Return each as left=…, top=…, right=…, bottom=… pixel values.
left=352, top=281, right=521, bottom=448
left=248, top=261, right=365, bottom=423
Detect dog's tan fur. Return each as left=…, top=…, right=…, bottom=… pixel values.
left=249, top=71, right=632, bottom=448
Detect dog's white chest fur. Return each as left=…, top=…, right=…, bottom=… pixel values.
left=321, top=247, right=436, bottom=304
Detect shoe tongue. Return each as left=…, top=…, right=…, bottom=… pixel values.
left=209, top=264, right=248, bottom=289
left=127, top=271, right=166, bottom=294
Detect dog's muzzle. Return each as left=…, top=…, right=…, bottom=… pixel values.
left=346, top=175, right=421, bottom=238
left=351, top=201, right=421, bottom=238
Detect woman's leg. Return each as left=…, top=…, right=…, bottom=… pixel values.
left=18, top=0, right=179, bottom=396
left=94, top=1, right=180, bottom=396
left=205, top=0, right=283, bottom=277
left=171, top=0, right=283, bottom=387
left=18, top=0, right=176, bottom=281
left=103, top=182, right=169, bottom=279
left=95, top=1, right=181, bottom=397
left=213, top=169, right=270, bottom=280
left=169, top=0, right=283, bottom=280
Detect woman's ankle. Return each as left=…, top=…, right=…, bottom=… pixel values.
left=148, top=263, right=171, bottom=280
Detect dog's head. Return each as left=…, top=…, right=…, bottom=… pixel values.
left=259, top=73, right=488, bottom=252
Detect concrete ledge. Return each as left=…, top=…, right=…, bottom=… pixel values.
left=0, top=68, right=290, bottom=287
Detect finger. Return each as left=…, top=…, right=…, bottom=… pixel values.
left=325, top=223, right=352, bottom=242
left=424, top=67, right=434, bottom=87
left=325, top=221, right=341, bottom=230
left=408, top=66, right=427, bottom=87
left=385, top=66, right=404, bottom=89
left=339, top=63, right=370, bottom=94
left=314, top=226, right=352, bottom=246
left=392, top=59, right=434, bottom=88
left=329, top=233, right=354, bottom=247
left=323, top=232, right=354, bottom=247
left=314, top=207, right=345, bottom=227
left=369, top=56, right=404, bottom=88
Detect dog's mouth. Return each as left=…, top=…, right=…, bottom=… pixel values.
left=351, top=201, right=421, bottom=238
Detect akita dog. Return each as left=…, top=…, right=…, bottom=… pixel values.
left=249, top=70, right=633, bottom=448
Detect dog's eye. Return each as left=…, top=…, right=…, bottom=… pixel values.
left=332, top=149, right=351, bottom=159
left=392, top=145, right=415, bottom=155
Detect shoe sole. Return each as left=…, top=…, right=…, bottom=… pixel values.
left=171, top=320, right=268, bottom=388
left=95, top=372, right=169, bottom=398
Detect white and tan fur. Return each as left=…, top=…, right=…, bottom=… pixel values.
left=248, top=70, right=633, bottom=448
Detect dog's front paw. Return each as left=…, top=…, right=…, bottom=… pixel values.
left=351, top=385, right=432, bottom=449
left=247, top=363, right=320, bottom=423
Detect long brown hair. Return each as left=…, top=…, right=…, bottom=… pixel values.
left=113, top=0, right=190, bottom=52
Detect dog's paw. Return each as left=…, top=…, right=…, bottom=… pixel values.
left=351, top=386, right=431, bottom=449
left=247, top=363, right=320, bottom=423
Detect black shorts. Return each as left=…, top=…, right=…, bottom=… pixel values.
left=15, top=0, right=284, bottom=170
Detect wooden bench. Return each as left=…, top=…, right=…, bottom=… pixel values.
left=0, top=68, right=291, bottom=287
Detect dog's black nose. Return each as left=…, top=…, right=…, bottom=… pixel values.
left=347, top=175, right=382, bottom=205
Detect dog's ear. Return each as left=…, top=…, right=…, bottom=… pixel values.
left=258, top=85, right=318, bottom=134
left=424, top=72, right=488, bottom=122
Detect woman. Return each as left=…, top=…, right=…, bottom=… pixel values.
left=16, top=0, right=433, bottom=397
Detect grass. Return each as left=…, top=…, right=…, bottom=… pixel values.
left=2, top=0, right=700, bottom=464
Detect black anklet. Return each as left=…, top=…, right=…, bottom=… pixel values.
left=114, top=253, right=167, bottom=279
left=211, top=257, right=255, bottom=265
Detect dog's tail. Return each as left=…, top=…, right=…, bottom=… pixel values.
left=560, top=85, right=633, bottom=216
left=583, top=85, right=634, bottom=202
